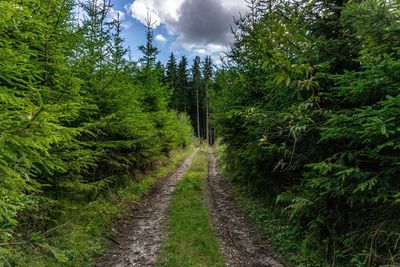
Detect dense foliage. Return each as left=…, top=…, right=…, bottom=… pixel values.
left=212, top=0, right=400, bottom=265
left=166, top=54, right=215, bottom=143
left=0, top=0, right=191, bottom=264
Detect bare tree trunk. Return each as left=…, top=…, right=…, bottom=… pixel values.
left=205, top=84, right=210, bottom=145
left=196, top=88, right=200, bottom=138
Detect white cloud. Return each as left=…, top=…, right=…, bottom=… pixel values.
left=220, top=0, right=248, bottom=10
left=194, top=49, right=206, bottom=55
left=126, top=0, right=247, bottom=54
left=127, top=0, right=161, bottom=27
left=126, top=0, right=185, bottom=28
left=155, top=34, right=167, bottom=42
left=109, top=8, right=125, bottom=22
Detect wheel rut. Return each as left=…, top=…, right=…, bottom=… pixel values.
left=95, top=151, right=196, bottom=267
left=206, top=151, right=285, bottom=267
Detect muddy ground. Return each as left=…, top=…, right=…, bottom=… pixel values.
left=95, top=152, right=195, bottom=267
left=96, top=149, right=285, bottom=267
left=205, top=151, right=285, bottom=267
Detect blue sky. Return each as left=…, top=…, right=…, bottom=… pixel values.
left=107, top=0, right=248, bottom=64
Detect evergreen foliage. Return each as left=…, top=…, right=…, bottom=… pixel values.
left=212, top=0, right=400, bottom=265
left=0, top=0, right=191, bottom=264
left=168, top=55, right=215, bottom=143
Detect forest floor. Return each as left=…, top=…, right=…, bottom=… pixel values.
left=95, top=148, right=284, bottom=267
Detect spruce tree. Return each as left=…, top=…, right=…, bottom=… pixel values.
left=191, top=56, right=202, bottom=138
left=165, top=53, right=178, bottom=94
left=202, top=56, right=213, bottom=144
left=173, top=56, right=189, bottom=112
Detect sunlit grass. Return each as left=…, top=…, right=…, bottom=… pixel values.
left=158, top=150, right=224, bottom=267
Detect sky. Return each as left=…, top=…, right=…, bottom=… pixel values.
left=106, top=0, right=249, bottom=64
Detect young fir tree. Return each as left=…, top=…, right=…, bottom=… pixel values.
left=0, top=0, right=83, bottom=238
left=212, top=0, right=400, bottom=265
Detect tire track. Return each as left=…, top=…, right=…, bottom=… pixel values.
left=96, top=151, right=196, bottom=267
left=206, top=151, right=285, bottom=267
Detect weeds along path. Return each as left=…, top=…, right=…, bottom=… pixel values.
left=206, top=151, right=285, bottom=267
left=95, top=150, right=196, bottom=267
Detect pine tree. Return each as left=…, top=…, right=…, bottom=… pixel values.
left=191, top=56, right=202, bottom=138
left=165, top=53, right=178, bottom=94
left=138, top=16, right=159, bottom=69
left=173, top=56, right=189, bottom=112
left=202, top=56, right=213, bottom=144
left=110, top=12, right=128, bottom=72
left=0, top=0, right=83, bottom=237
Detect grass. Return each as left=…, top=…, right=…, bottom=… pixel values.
left=1, top=147, right=192, bottom=267
left=157, top=149, right=225, bottom=267
left=215, top=144, right=327, bottom=267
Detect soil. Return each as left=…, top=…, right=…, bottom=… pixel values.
left=95, top=151, right=196, bottom=267
left=205, top=151, right=285, bottom=267
left=96, top=149, right=286, bottom=267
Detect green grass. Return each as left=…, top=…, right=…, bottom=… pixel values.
left=157, top=150, right=224, bottom=267
left=215, top=144, right=327, bottom=267
left=1, top=147, right=192, bottom=267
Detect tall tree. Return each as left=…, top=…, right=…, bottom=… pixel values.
left=138, top=15, right=159, bottom=69
left=202, top=56, right=213, bottom=144
left=173, top=56, right=189, bottom=112
left=191, top=56, right=202, bottom=138
left=165, top=53, right=178, bottom=90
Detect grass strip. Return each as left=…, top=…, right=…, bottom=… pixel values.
left=158, top=149, right=224, bottom=267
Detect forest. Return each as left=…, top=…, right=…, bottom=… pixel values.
left=212, top=0, right=400, bottom=265
left=0, top=0, right=399, bottom=266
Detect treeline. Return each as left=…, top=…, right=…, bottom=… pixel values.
left=164, top=54, right=215, bottom=144
left=212, top=0, right=400, bottom=265
left=0, top=0, right=191, bottom=261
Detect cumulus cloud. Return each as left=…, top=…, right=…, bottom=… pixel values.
left=109, top=8, right=125, bottom=22
left=127, top=0, right=161, bottom=27
left=126, top=0, right=185, bottom=27
left=126, top=0, right=248, bottom=54
left=155, top=34, right=167, bottom=42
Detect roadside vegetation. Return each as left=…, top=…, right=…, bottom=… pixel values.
left=0, top=0, right=192, bottom=265
left=4, top=148, right=191, bottom=267
left=2, top=0, right=400, bottom=266
left=158, top=149, right=224, bottom=267
left=211, top=0, right=400, bottom=266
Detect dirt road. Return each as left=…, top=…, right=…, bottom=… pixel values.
left=96, top=149, right=285, bottom=267
left=96, top=152, right=195, bottom=267
left=206, top=151, right=285, bottom=267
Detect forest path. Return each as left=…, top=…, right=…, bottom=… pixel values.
left=206, top=151, right=285, bottom=267
left=95, top=150, right=196, bottom=267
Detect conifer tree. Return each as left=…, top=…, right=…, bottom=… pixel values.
left=191, top=56, right=202, bottom=138
left=203, top=56, right=213, bottom=144
left=165, top=53, right=178, bottom=93
left=173, top=56, right=189, bottom=112
left=138, top=16, right=159, bottom=69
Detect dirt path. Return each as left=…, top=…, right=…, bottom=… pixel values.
left=95, top=151, right=195, bottom=267
left=206, top=151, right=285, bottom=267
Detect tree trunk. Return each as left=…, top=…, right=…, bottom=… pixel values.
left=205, top=85, right=209, bottom=145
left=196, top=88, right=200, bottom=138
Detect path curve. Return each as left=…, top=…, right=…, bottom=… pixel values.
left=96, top=151, right=195, bottom=267
left=206, top=151, right=285, bottom=267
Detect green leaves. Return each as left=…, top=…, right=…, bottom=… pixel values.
left=212, top=0, right=400, bottom=265
left=0, top=1, right=192, bottom=263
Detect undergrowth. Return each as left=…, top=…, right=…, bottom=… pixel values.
left=215, top=144, right=327, bottom=267
left=0, top=147, right=192, bottom=267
